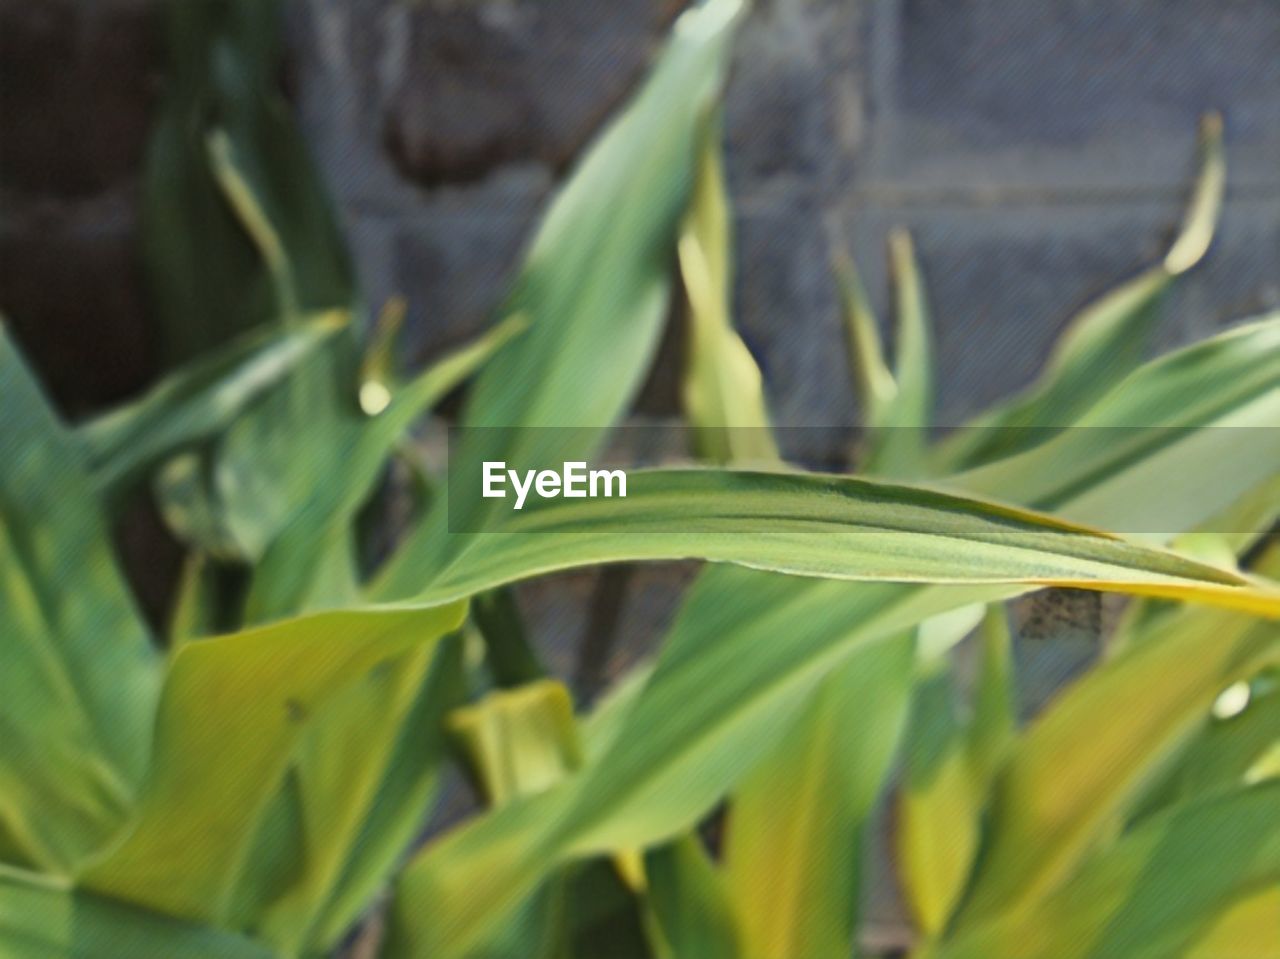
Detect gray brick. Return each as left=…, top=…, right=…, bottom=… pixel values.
left=723, top=0, right=866, bottom=199
left=838, top=197, right=1280, bottom=425
left=870, top=0, right=1280, bottom=193
left=290, top=0, right=683, bottom=198
left=733, top=202, right=857, bottom=451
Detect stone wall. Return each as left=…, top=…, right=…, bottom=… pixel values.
left=4, top=0, right=1278, bottom=423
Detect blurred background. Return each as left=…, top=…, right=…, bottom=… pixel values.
left=4, top=0, right=1278, bottom=425
left=3, top=2, right=1278, bottom=946
left=4, top=0, right=1279, bottom=759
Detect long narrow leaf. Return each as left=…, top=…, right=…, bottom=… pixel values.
left=408, top=468, right=1277, bottom=615
left=0, top=326, right=160, bottom=871
left=869, top=228, right=934, bottom=478
left=834, top=246, right=897, bottom=429
left=678, top=115, right=778, bottom=465
left=372, top=0, right=747, bottom=597
left=931, top=783, right=1280, bottom=959
left=387, top=318, right=1280, bottom=956
left=894, top=604, right=1014, bottom=937
left=936, top=114, right=1225, bottom=470
left=725, top=633, right=917, bottom=958
left=951, top=549, right=1280, bottom=929
left=79, top=315, right=344, bottom=500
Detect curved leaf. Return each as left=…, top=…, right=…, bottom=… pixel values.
left=0, top=327, right=160, bottom=872
left=936, top=114, right=1226, bottom=470
left=387, top=317, right=1280, bottom=957
left=932, top=783, right=1280, bottom=959
left=952, top=555, right=1280, bottom=929
left=78, top=315, right=345, bottom=502
left=411, top=468, right=1276, bottom=614
left=78, top=602, right=467, bottom=927
left=372, top=0, right=748, bottom=597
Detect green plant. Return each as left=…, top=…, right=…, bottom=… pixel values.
left=2, top=1, right=1277, bottom=958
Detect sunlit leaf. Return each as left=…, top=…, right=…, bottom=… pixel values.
left=725, top=633, right=916, bottom=958
left=951, top=548, right=1280, bottom=929
left=895, top=606, right=1010, bottom=938
left=450, top=680, right=582, bottom=807
left=79, top=602, right=467, bottom=927
left=932, top=783, right=1280, bottom=959
left=678, top=115, right=778, bottom=466
left=386, top=317, right=1280, bottom=956
left=371, top=0, right=748, bottom=598
left=407, top=468, right=1278, bottom=615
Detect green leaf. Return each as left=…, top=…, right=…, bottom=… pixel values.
left=78, top=602, right=467, bottom=928
left=246, top=639, right=465, bottom=954
left=951, top=557, right=1280, bottom=930
left=836, top=229, right=936, bottom=478
left=951, top=313, right=1280, bottom=536
left=386, top=317, right=1280, bottom=957
left=895, top=606, right=1009, bottom=939
left=0, top=326, right=161, bottom=872
left=968, top=605, right=1017, bottom=784
left=449, top=680, right=583, bottom=807
left=724, top=633, right=917, bottom=959
left=931, top=783, right=1280, bottom=959
left=678, top=114, right=778, bottom=466
left=372, top=0, right=748, bottom=598
left=144, top=0, right=353, bottom=362
left=298, top=635, right=467, bottom=953
left=645, top=838, right=741, bottom=959
left=213, top=320, right=521, bottom=952
left=78, top=315, right=344, bottom=502
left=1127, top=672, right=1280, bottom=825
left=936, top=113, right=1226, bottom=470
left=0, top=866, right=278, bottom=959
left=407, top=468, right=1277, bottom=615
left=871, top=228, right=934, bottom=478
left=148, top=1, right=360, bottom=564
left=833, top=245, right=897, bottom=430
left=243, top=315, right=526, bottom=622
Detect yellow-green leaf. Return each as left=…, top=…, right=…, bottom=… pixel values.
left=678, top=114, right=778, bottom=466
left=0, top=326, right=160, bottom=872
left=952, top=564, right=1280, bottom=929
left=79, top=602, right=467, bottom=927
left=932, top=783, right=1280, bottom=959
left=725, top=633, right=916, bottom=958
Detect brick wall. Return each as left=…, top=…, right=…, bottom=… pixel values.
left=4, top=0, right=1278, bottom=423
